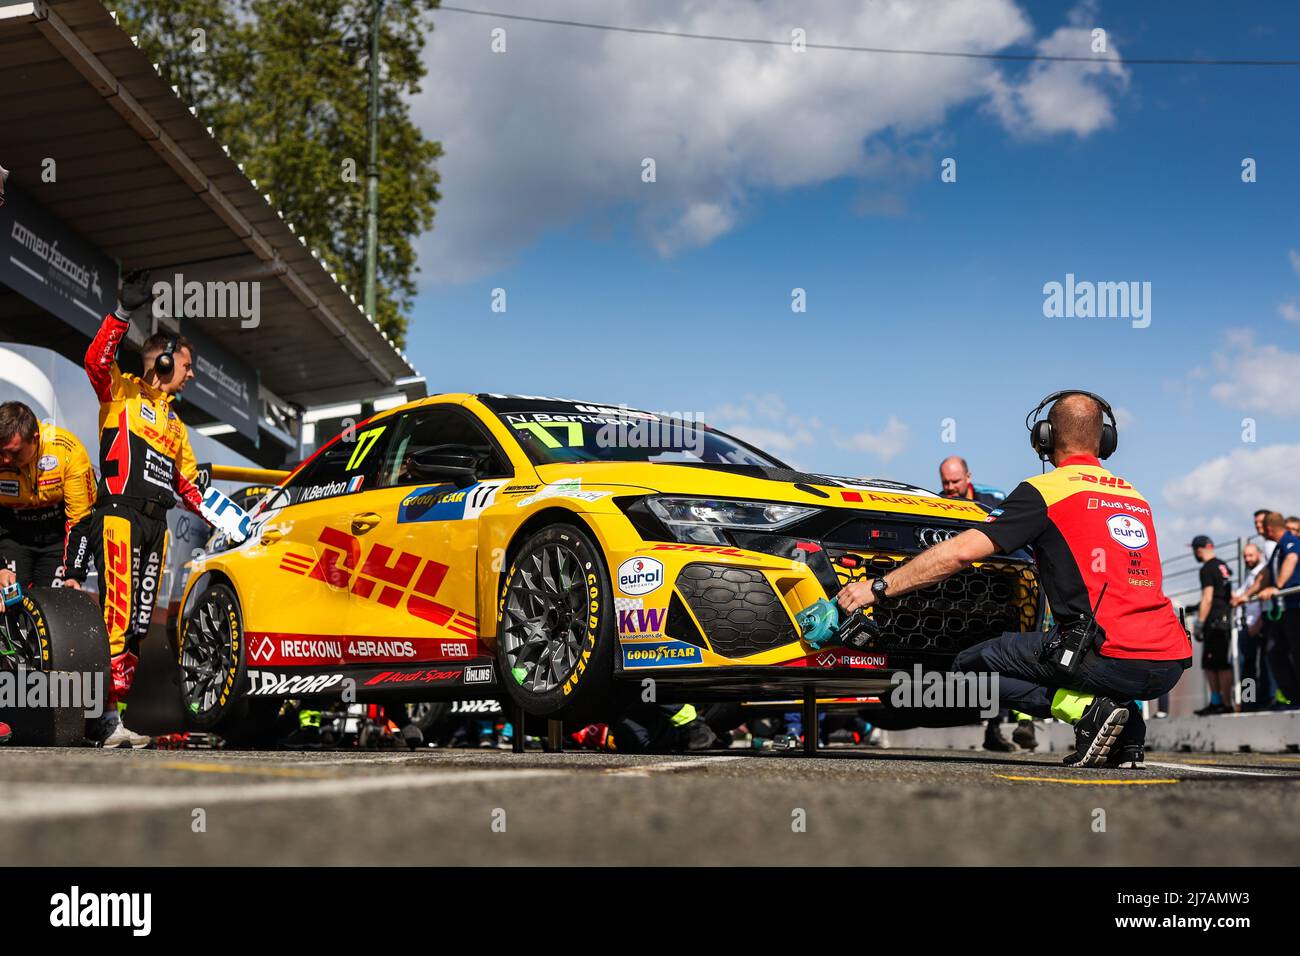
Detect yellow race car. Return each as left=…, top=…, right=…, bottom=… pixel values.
left=176, top=394, right=1041, bottom=733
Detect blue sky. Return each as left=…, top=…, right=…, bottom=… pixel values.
left=399, top=1, right=1300, bottom=549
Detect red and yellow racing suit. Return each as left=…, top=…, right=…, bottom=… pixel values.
left=76, top=312, right=205, bottom=701
left=0, top=422, right=97, bottom=586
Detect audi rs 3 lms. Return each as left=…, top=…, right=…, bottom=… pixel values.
left=176, top=394, right=1042, bottom=736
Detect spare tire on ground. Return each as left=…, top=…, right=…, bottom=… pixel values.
left=0, top=586, right=110, bottom=746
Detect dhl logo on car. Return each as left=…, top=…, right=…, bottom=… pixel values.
left=279, top=527, right=477, bottom=640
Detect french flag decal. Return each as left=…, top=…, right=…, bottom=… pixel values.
left=348, top=476, right=364, bottom=492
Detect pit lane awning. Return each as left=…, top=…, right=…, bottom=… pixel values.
left=0, top=0, right=423, bottom=414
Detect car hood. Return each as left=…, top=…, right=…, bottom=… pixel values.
left=533, top=461, right=991, bottom=522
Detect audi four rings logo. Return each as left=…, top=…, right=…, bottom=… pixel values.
left=916, top=527, right=959, bottom=547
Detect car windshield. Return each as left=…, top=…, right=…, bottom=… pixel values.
left=481, top=396, right=785, bottom=468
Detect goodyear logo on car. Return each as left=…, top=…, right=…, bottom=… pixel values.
left=399, top=481, right=503, bottom=523
left=622, top=639, right=701, bottom=668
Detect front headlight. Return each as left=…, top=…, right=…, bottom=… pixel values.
left=646, top=496, right=818, bottom=544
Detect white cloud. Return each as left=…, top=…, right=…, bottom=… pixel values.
left=413, top=1, right=1125, bottom=282
left=982, top=9, right=1129, bottom=137
left=706, top=392, right=819, bottom=457
left=1279, top=300, right=1300, bottom=325
left=1207, top=328, right=1300, bottom=416
left=1161, top=444, right=1300, bottom=553
left=834, top=416, right=911, bottom=463
left=1289, top=248, right=1300, bottom=276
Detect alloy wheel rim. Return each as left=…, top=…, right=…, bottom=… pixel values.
left=0, top=608, right=45, bottom=673
left=180, top=597, right=236, bottom=715
left=501, top=543, right=588, bottom=694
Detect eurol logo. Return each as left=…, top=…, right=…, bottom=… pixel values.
left=617, top=557, right=664, bottom=596
left=1106, top=514, right=1149, bottom=550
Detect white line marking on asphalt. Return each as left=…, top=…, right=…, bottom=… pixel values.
left=604, top=755, right=743, bottom=776
left=0, top=769, right=571, bottom=822
left=1144, top=761, right=1280, bottom=778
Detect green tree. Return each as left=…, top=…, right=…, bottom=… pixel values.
left=117, top=0, right=441, bottom=347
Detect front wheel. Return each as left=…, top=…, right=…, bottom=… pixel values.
left=496, top=523, right=615, bottom=721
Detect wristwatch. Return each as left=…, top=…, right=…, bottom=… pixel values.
left=871, top=576, right=891, bottom=605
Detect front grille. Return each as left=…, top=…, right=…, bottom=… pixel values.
left=828, top=549, right=1039, bottom=655
left=675, top=563, right=797, bottom=659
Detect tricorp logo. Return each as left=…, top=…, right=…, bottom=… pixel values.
left=617, top=557, right=664, bottom=595
left=1106, top=514, right=1149, bottom=550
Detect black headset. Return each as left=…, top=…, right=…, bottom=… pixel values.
left=153, top=334, right=180, bottom=381
left=1025, top=389, right=1118, bottom=462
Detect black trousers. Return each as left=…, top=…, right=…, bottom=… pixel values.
left=1266, top=609, right=1300, bottom=703
left=953, top=630, right=1188, bottom=742
left=1, top=539, right=64, bottom=588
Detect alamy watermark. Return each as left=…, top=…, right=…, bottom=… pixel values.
left=0, top=666, right=105, bottom=718
left=890, top=664, right=999, bottom=718
left=151, top=273, right=261, bottom=329
left=1042, top=273, right=1151, bottom=329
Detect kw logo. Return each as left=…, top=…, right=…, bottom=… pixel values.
left=280, top=528, right=477, bottom=639
left=618, top=606, right=666, bottom=635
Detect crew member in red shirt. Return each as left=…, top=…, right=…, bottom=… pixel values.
left=838, top=391, right=1191, bottom=768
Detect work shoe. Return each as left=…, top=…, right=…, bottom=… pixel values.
left=103, top=721, right=153, bottom=749
left=983, top=719, right=1016, bottom=752
left=0, top=720, right=11, bottom=744
left=1062, top=697, right=1128, bottom=767
left=1193, top=702, right=1226, bottom=717
left=1012, top=719, right=1039, bottom=750
left=1106, top=743, right=1146, bottom=769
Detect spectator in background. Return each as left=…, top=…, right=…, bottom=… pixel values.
left=1287, top=517, right=1300, bottom=537
left=1253, top=509, right=1276, bottom=562
left=938, top=456, right=1001, bottom=508
left=1191, top=536, right=1234, bottom=715
left=1236, top=512, right=1300, bottom=708
left=1235, top=543, right=1272, bottom=711
left=938, top=456, right=1020, bottom=750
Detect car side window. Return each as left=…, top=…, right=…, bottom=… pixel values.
left=279, top=420, right=393, bottom=505
left=375, top=406, right=512, bottom=489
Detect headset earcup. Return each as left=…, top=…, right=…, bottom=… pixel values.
left=154, top=351, right=174, bottom=380
left=1099, top=424, right=1117, bottom=460
left=1030, top=420, right=1053, bottom=457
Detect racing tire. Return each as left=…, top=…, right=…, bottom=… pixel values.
left=178, top=582, right=252, bottom=731
left=496, top=523, right=616, bottom=722
left=0, top=586, right=110, bottom=746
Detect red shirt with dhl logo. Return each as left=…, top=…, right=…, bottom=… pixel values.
left=979, top=454, right=1191, bottom=661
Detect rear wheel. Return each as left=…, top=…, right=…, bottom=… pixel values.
left=179, top=583, right=245, bottom=730
left=0, top=587, right=109, bottom=746
left=496, top=523, right=615, bottom=721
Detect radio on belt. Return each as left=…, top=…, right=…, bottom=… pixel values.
left=1040, top=583, right=1107, bottom=679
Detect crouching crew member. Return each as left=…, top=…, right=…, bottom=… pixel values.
left=0, top=401, right=97, bottom=589
left=838, top=391, right=1191, bottom=768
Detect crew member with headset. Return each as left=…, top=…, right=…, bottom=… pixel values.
left=837, top=391, right=1191, bottom=767
left=69, top=271, right=219, bottom=737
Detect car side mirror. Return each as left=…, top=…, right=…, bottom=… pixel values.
left=408, top=449, right=479, bottom=487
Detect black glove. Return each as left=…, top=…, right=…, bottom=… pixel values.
left=118, top=269, right=154, bottom=313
